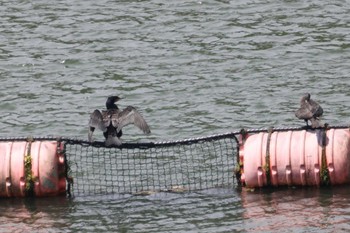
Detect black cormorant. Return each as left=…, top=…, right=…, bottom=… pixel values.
left=88, top=96, right=151, bottom=146
left=295, top=93, right=323, bottom=128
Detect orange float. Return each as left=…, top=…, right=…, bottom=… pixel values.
left=0, top=140, right=66, bottom=197
left=241, top=128, right=350, bottom=188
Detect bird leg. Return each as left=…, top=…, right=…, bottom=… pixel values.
left=301, top=119, right=313, bottom=130
left=88, top=127, right=95, bottom=142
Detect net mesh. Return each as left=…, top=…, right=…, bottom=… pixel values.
left=64, top=134, right=238, bottom=196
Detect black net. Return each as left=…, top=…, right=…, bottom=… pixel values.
left=64, top=133, right=238, bottom=196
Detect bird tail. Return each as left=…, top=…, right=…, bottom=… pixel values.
left=105, top=136, right=122, bottom=146
left=310, top=118, right=323, bottom=128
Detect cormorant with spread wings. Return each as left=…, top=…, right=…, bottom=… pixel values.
left=88, top=96, right=151, bottom=146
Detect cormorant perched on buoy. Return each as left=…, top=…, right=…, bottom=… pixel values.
left=295, top=93, right=323, bottom=128
left=88, top=96, right=151, bottom=146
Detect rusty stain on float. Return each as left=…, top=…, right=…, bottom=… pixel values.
left=0, top=141, right=66, bottom=197
left=241, top=128, right=350, bottom=188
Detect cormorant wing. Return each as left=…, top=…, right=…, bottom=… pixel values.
left=295, top=106, right=313, bottom=120
left=89, top=109, right=108, bottom=132
left=113, top=106, right=151, bottom=134
left=307, top=99, right=323, bottom=118
left=88, top=109, right=108, bottom=142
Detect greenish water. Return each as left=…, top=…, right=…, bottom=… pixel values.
left=0, top=0, right=350, bottom=232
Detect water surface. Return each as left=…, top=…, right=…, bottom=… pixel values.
left=0, top=0, right=350, bottom=232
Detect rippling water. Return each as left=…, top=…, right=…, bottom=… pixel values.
left=1, top=0, right=350, bottom=232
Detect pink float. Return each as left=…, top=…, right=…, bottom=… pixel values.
left=0, top=140, right=66, bottom=197
left=240, top=128, right=350, bottom=188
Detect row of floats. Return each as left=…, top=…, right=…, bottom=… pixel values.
left=1, top=127, right=350, bottom=197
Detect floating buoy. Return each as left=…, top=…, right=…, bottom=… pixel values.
left=241, top=128, right=350, bottom=188
left=0, top=140, right=66, bottom=197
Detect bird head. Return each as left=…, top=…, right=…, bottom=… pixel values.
left=301, top=93, right=311, bottom=102
left=106, top=96, right=122, bottom=109
left=305, top=93, right=311, bottom=100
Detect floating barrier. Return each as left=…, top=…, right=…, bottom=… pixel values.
left=0, top=140, right=66, bottom=197
left=240, top=128, right=350, bottom=188
left=0, top=125, right=349, bottom=198
left=0, top=135, right=238, bottom=198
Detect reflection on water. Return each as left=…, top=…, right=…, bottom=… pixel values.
left=2, top=187, right=350, bottom=232
left=241, top=186, right=350, bottom=232
left=0, top=197, right=73, bottom=232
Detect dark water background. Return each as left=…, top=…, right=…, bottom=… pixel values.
left=1, top=0, right=350, bottom=232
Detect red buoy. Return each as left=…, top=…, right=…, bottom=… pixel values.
left=0, top=141, right=66, bottom=197
left=241, top=128, right=350, bottom=188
